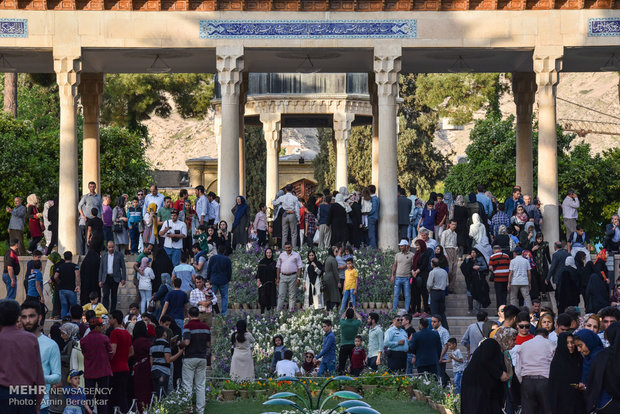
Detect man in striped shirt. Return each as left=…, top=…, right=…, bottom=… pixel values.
left=150, top=325, right=183, bottom=399
left=489, top=245, right=510, bottom=307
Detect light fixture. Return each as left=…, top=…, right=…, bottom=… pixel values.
left=447, top=55, right=474, bottom=73
left=146, top=55, right=171, bottom=73
left=0, top=54, right=16, bottom=73
left=296, top=55, right=320, bottom=74
left=600, top=53, right=620, bottom=72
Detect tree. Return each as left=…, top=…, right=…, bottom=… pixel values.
left=346, top=125, right=372, bottom=189
left=3, top=73, right=17, bottom=116
left=244, top=126, right=266, bottom=215
left=101, top=74, right=214, bottom=133
left=444, top=113, right=620, bottom=240
left=313, top=128, right=335, bottom=191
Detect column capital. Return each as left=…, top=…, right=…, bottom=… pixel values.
left=54, top=55, right=81, bottom=104
left=78, top=72, right=104, bottom=119
left=533, top=47, right=563, bottom=89
left=260, top=112, right=282, bottom=149
left=373, top=45, right=401, bottom=101
left=512, top=72, right=537, bottom=119
left=216, top=45, right=244, bottom=98
left=333, top=112, right=355, bottom=141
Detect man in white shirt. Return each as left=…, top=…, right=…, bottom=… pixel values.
left=275, top=350, right=300, bottom=377
left=561, top=189, right=580, bottom=241
left=273, top=184, right=301, bottom=248
left=515, top=328, right=555, bottom=414
left=439, top=220, right=458, bottom=293
left=276, top=242, right=303, bottom=311
left=159, top=210, right=187, bottom=266
left=508, top=247, right=532, bottom=308
left=142, top=184, right=164, bottom=215
left=207, top=192, right=219, bottom=225
left=194, top=185, right=208, bottom=226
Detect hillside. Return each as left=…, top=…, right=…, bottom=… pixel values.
left=144, top=72, right=620, bottom=171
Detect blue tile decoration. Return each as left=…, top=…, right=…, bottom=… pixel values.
left=0, top=19, right=27, bottom=38
left=589, top=18, right=620, bottom=37
left=200, top=20, right=416, bottom=39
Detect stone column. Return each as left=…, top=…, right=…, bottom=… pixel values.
left=78, top=73, right=104, bottom=194
left=55, top=53, right=81, bottom=254
left=534, top=46, right=563, bottom=246
left=261, top=113, right=282, bottom=209
left=512, top=72, right=537, bottom=196
left=333, top=112, right=355, bottom=190
left=374, top=45, right=401, bottom=250
left=368, top=72, right=379, bottom=188
left=216, top=45, right=244, bottom=226
left=238, top=72, right=248, bottom=196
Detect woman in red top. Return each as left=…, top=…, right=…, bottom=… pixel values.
left=515, top=311, right=534, bottom=345
left=26, top=193, right=44, bottom=253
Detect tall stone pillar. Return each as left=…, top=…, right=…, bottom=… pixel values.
left=374, top=45, right=401, bottom=250
left=368, top=72, right=379, bottom=188
left=534, top=47, right=563, bottom=247
left=55, top=53, right=81, bottom=254
left=512, top=72, right=537, bottom=196
left=261, top=113, right=282, bottom=209
left=238, top=72, right=248, bottom=196
left=216, top=45, right=244, bottom=225
left=333, top=112, right=355, bottom=190
left=79, top=73, right=104, bottom=194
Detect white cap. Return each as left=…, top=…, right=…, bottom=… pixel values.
left=399, top=239, right=409, bottom=246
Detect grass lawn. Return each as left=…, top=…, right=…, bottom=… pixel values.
left=205, top=396, right=437, bottom=414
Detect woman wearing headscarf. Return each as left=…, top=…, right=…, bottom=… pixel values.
left=519, top=221, right=536, bottom=251
left=347, top=192, right=362, bottom=248
left=257, top=248, right=277, bottom=313
left=272, top=190, right=285, bottom=245
left=411, top=239, right=432, bottom=316
left=461, top=248, right=491, bottom=312
left=112, top=196, right=129, bottom=253
left=531, top=232, right=552, bottom=299
left=26, top=193, right=44, bottom=252
left=461, top=326, right=515, bottom=414
left=443, top=192, right=454, bottom=220
left=585, top=322, right=620, bottom=413
left=511, top=205, right=529, bottom=231
left=151, top=272, right=173, bottom=320
left=323, top=246, right=341, bottom=311
left=216, top=220, right=233, bottom=255
left=79, top=248, right=101, bottom=305
left=575, top=251, right=593, bottom=309
left=328, top=193, right=349, bottom=246
left=548, top=332, right=585, bottom=414
left=304, top=196, right=318, bottom=248
left=573, top=329, right=605, bottom=402
left=59, top=323, right=80, bottom=384
left=230, top=319, right=256, bottom=382
left=303, top=250, right=324, bottom=310
left=231, top=195, right=250, bottom=248
left=143, top=203, right=158, bottom=245
left=558, top=256, right=581, bottom=313
left=469, top=213, right=492, bottom=263
left=151, top=244, right=173, bottom=296
left=586, top=252, right=611, bottom=314
left=453, top=196, right=469, bottom=255
left=131, top=321, right=153, bottom=413
left=434, top=245, right=449, bottom=273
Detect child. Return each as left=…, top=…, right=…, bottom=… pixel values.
left=349, top=335, right=367, bottom=377
left=270, top=334, right=287, bottom=373
left=192, top=224, right=210, bottom=259
left=137, top=257, right=155, bottom=314
left=150, top=325, right=184, bottom=399
left=419, top=201, right=437, bottom=234
left=25, top=259, right=44, bottom=302
left=82, top=292, right=108, bottom=318
left=445, top=338, right=464, bottom=394
left=253, top=203, right=268, bottom=247
left=339, top=258, right=358, bottom=314
left=63, top=370, right=92, bottom=414
left=360, top=189, right=372, bottom=230
left=127, top=197, right=143, bottom=254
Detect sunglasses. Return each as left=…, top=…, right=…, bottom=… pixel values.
left=518, top=324, right=530, bottom=329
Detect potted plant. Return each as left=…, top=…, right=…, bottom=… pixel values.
left=221, top=380, right=239, bottom=401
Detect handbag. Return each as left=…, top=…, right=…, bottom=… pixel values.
left=313, top=230, right=320, bottom=244
left=113, top=223, right=124, bottom=233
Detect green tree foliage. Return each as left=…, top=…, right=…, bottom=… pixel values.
left=244, top=126, right=266, bottom=215
left=415, top=73, right=506, bottom=125
left=313, top=128, right=335, bottom=191
left=101, top=74, right=214, bottom=132
left=444, top=113, right=620, bottom=238
left=346, top=125, right=372, bottom=189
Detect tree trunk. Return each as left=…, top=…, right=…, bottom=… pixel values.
left=3, top=72, right=17, bottom=117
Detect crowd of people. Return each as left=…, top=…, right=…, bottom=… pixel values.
left=2, top=180, right=620, bottom=414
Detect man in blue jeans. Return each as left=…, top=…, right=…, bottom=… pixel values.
left=53, top=251, right=80, bottom=318
left=315, top=319, right=337, bottom=376
left=367, top=185, right=380, bottom=248
left=2, top=239, right=20, bottom=299
left=160, top=278, right=188, bottom=328
left=391, top=240, right=413, bottom=311
left=206, top=244, right=232, bottom=315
